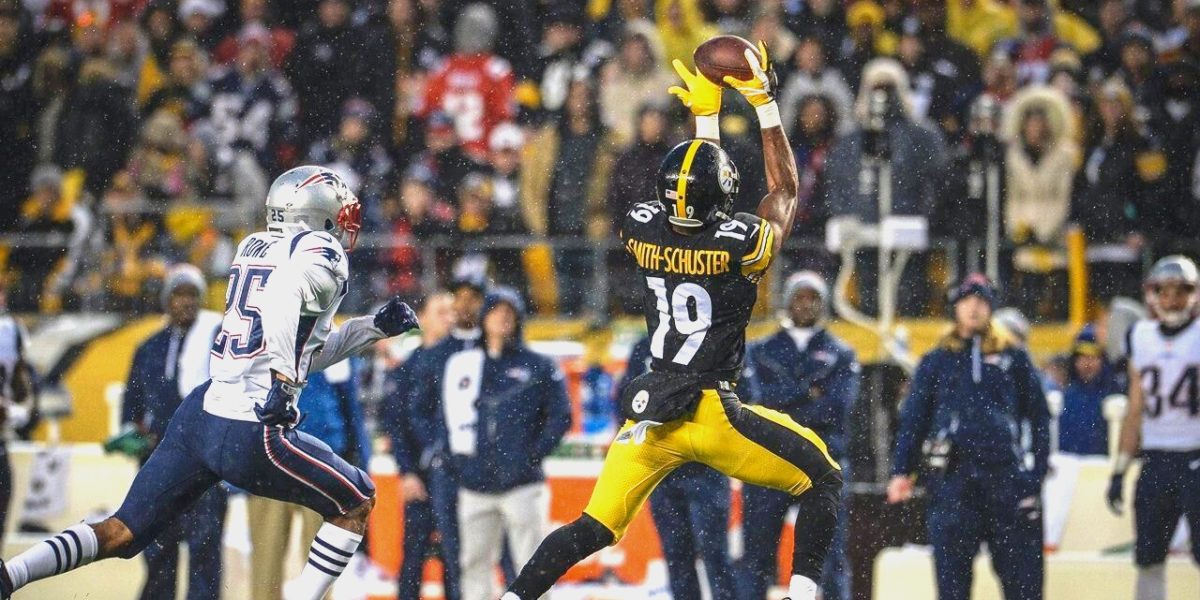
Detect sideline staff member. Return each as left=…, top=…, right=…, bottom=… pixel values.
left=887, top=274, right=1049, bottom=600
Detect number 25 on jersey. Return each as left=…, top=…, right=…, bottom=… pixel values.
left=211, top=265, right=275, bottom=359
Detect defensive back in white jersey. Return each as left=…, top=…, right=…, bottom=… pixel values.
left=1128, top=318, right=1200, bottom=451
left=205, top=228, right=350, bottom=421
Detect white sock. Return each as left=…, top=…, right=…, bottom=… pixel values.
left=1135, top=564, right=1166, bottom=600
left=287, top=523, right=363, bottom=600
left=501, top=594, right=521, bottom=600
left=788, top=574, right=819, bottom=600
left=6, top=524, right=99, bottom=589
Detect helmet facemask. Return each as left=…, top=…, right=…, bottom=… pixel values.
left=336, top=201, right=362, bottom=251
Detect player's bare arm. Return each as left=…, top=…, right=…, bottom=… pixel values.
left=1118, top=359, right=1144, bottom=465
left=1106, top=358, right=1143, bottom=513
left=722, top=42, right=798, bottom=252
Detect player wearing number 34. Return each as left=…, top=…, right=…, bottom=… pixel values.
left=503, top=42, right=843, bottom=600
left=1108, top=255, right=1200, bottom=600
left=0, top=166, right=421, bottom=600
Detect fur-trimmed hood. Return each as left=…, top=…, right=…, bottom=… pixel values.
left=1002, top=85, right=1075, bottom=148
left=855, top=57, right=914, bottom=121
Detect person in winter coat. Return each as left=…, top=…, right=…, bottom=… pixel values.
left=306, top=98, right=394, bottom=234
left=286, top=0, right=371, bottom=146
left=1072, top=78, right=1163, bottom=303
left=606, top=104, right=673, bottom=313
left=1003, top=85, right=1079, bottom=317
left=1058, top=325, right=1121, bottom=457
left=419, top=3, right=516, bottom=159
left=426, top=287, right=571, bottom=600
left=523, top=78, right=615, bottom=316
left=382, top=292, right=459, bottom=600
left=403, top=275, right=490, bottom=600
left=778, top=36, right=855, bottom=136
left=789, top=94, right=839, bottom=241
left=598, top=20, right=674, bottom=147
left=823, top=58, right=948, bottom=315
left=120, top=265, right=225, bottom=600
left=655, top=0, right=718, bottom=69
left=887, top=274, right=1050, bottom=600
left=740, top=272, right=860, bottom=600
left=53, top=59, right=137, bottom=196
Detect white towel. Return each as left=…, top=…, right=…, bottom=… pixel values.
left=442, top=349, right=484, bottom=456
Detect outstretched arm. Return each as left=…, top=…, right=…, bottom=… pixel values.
left=724, top=42, right=799, bottom=251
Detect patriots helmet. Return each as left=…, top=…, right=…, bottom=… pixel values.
left=265, top=166, right=362, bottom=250
left=1144, top=255, right=1199, bottom=327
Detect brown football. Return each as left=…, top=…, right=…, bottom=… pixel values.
left=694, top=35, right=758, bottom=87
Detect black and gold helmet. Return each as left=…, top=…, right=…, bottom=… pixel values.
left=656, top=139, right=740, bottom=228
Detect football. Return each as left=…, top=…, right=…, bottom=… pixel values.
left=694, top=35, right=759, bottom=87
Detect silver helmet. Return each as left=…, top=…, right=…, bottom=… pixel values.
left=265, top=166, right=362, bottom=249
left=1144, top=255, right=1199, bottom=327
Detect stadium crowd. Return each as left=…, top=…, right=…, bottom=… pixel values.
left=0, top=0, right=1198, bottom=317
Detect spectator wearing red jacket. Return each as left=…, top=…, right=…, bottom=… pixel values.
left=419, top=3, right=515, bottom=160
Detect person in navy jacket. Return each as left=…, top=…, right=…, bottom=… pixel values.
left=398, top=274, right=488, bottom=600
left=739, top=271, right=860, bottom=600
left=622, top=336, right=736, bottom=600
left=382, top=291, right=457, bottom=600
left=121, top=265, right=225, bottom=600
left=412, top=287, right=571, bottom=600
left=1058, top=325, right=1121, bottom=456
left=887, top=274, right=1050, bottom=600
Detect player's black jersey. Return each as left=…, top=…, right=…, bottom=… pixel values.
left=620, top=201, right=775, bottom=380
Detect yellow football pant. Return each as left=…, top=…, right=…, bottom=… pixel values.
left=584, top=388, right=841, bottom=540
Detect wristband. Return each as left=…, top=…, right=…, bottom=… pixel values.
left=1114, top=451, right=1132, bottom=475
left=755, top=102, right=781, bottom=129
left=695, top=114, right=720, bottom=141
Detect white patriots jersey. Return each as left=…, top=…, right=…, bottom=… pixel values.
left=205, top=228, right=383, bottom=422
left=1129, top=318, right=1200, bottom=451
left=0, top=315, right=28, bottom=401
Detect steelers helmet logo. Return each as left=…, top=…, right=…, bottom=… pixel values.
left=718, top=164, right=735, bottom=194
left=631, top=390, right=650, bottom=414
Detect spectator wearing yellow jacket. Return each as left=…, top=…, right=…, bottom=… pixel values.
left=949, top=0, right=1099, bottom=59
left=655, top=0, right=717, bottom=69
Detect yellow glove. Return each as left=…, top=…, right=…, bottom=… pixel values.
left=723, top=41, right=777, bottom=108
left=668, top=59, right=722, bottom=117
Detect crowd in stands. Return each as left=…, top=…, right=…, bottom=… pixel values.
left=2, top=0, right=1199, bottom=317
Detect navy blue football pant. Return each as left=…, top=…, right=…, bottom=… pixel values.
left=113, top=381, right=376, bottom=557
left=738, top=468, right=849, bottom=600
left=139, top=484, right=227, bottom=600
left=926, top=464, right=1042, bottom=600
left=1135, top=449, right=1200, bottom=566
left=400, top=465, right=461, bottom=600
left=648, top=463, right=736, bottom=600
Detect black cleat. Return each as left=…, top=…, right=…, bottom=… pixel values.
left=0, top=557, right=12, bottom=599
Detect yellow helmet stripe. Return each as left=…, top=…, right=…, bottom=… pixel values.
left=675, top=139, right=705, bottom=221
